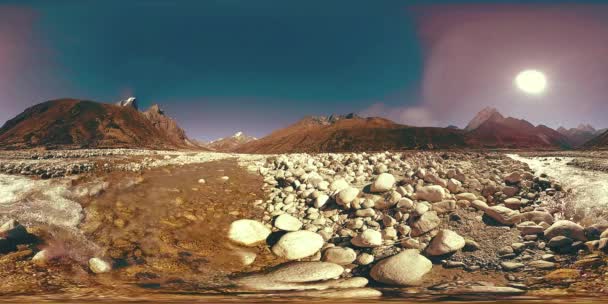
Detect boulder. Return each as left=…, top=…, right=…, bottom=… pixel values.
left=336, top=187, right=359, bottom=207
left=89, top=258, right=111, bottom=274
left=485, top=206, right=521, bottom=225
left=370, top=173, right=396, bottom=193
left=228, top=219, right=271, bottom=246
left=426, top=230, right=466, bottom=256
left=272, top=231, right=324, bottom=260
left=275, top=214, right=303, bottom=231
left=370, top=250, right=432, bottom=286
left=322, top=247, right=357, bottom=265
left=351, top=229, right=383, bottom=248
left=411, top=211, right=441, bottom=236
left=416, top=186, right=447, bottom=203
left=544, top=220, right=586, bottom=242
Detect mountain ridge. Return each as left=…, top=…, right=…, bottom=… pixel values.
left=0, top=98, right=196, bottom=150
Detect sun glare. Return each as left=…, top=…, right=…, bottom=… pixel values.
left=515, top=69, right=547, bottom=95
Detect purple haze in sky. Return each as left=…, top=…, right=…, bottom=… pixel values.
left=362, top=4, right=608, bottom=130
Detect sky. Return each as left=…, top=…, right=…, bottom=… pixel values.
left=1, top=0, right=607, bottom=140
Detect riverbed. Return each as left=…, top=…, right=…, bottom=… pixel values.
left=508, top=154, right=608, bottom=226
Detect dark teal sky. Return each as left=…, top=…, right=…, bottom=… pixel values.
left=1, top=0, right=608, bottom=140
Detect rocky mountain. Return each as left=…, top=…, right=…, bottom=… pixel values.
left=236, top=114, right=466, bottom=153
left=142, top=104, right=196, bottom=147
left=582, top=129, right=608, bottom=149
left=464, top=107, right=504, bottom=131
left=204, top=131, right=257, bottom=152
left=464, top=108, right=571, bottom=149
left=0, top=98, right=196, bottom=150
left=116, top=97, right=138, bottom=110
left=557, top=124, right=598, bottom=147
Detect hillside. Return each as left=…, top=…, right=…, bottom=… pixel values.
left=0, top=98, right=196, bottom=150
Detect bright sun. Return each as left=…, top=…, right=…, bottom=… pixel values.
left=515, top=69, right=547, bottom=95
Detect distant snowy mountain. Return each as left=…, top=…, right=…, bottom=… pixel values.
left=204, top=131, right=257, bottom=152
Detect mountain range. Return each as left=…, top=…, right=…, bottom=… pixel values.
left=0, top=98, right=606, bottom=151
left=463, top=107, right=571, bottom=149
left=202, top=131, right=257, bottom=152
left=0, top=98, right=195, bottom=150
left=236, top=114, right=465, bottom=153
left=557, top=124, right=605, bottom=147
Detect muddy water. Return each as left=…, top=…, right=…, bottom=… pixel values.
left=508, top=154, right=608, bottom=225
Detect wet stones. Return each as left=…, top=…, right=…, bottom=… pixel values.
left=228, top=219, right=272, bottom=246
left=370, top=249, right=432, bottom=286
left=272, top=231, right=324, bottom=260
left=235, top=261, right=346, bottom=291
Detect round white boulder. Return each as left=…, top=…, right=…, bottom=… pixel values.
left=275, top=214, right=303, bottom=231
left=272, top=231, right=324, bottom=260
left=371, top=173, right=396, bottom=193
left=228, top=219, right=272, bottom=246
left=370, top=249, right=432, bottom=286
left=426, top=229, right=466, bottom=256
left=351, top=229, right=383, bottom=248
left=89, top=257, right=111, bottom=274
left=416, top=185, right=447, bottom=203
left=336, top=187, right=359, bottom=206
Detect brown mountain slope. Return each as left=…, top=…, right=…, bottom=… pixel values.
left=464, top=109, right=571, bottom=149
left=0, top=99, right=196, bottom=150
left=236, top=115, right=466, bottom=153
left=582, top=130, right=608, bottom=149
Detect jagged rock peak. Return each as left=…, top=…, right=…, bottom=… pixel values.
left=116, top=97, right=138, bottom=110
left=465, top=107, right=504, bottom=131
left=146, top=104, right=164, bottom=115
left=307, top=113, right=361, bottom=125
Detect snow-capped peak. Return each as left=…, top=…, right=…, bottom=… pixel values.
left=233, top=131, right=243, bottom=138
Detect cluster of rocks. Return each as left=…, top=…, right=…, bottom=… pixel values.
left=0, top=149, right=248, bottom=178
left=0, top=162, right=96, bottom=178
left=0, top=219, right=111, bottom=274
left=228, top=151, right=608, bottom=295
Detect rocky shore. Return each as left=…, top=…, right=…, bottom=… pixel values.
left=229, top=151, right=608, bottom=297
left=0, top=150, right=607, bottom=300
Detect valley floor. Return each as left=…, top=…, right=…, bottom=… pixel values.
left=0, top=149, right=607, bottom=302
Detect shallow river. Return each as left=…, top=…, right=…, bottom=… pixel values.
left=508, top=154, right=608, bottom=226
